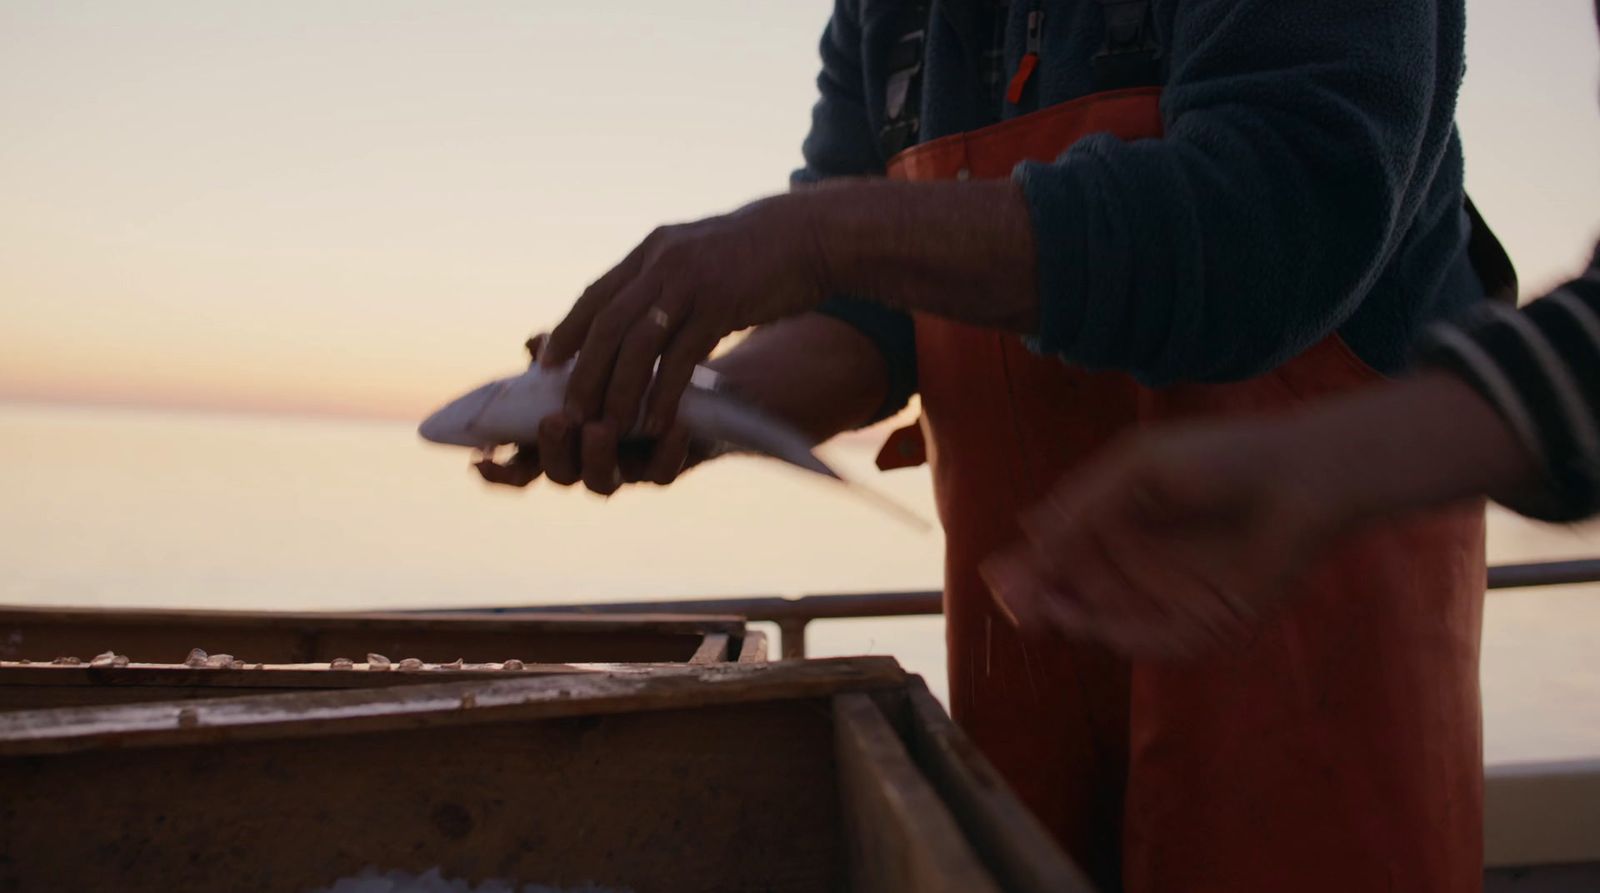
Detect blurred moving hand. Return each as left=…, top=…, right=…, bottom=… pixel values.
left=982, top=421, right=1343, bottom=657
left=984, top=372, right=1537, bottom=658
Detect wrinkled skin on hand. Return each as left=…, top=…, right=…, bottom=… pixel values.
left=542, top=197, right=831, bottom=441
left=479, top=197, right=828, bottom=496
left=487, top=177, right=1034, bottom=497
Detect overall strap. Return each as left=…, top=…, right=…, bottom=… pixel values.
left=880, top=0, right=1166, bottom=156
left=878, top=0, right=933, bottom=158
left=1092, top=0, right=1162, bottom=90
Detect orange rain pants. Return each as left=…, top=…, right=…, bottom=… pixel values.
left=877, top=86, right=1487, bottom=892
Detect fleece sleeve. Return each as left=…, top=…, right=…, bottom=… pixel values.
left=1420, top=246, right=1600, bottom=521
left=1016, top=0, right=1460, bottom=384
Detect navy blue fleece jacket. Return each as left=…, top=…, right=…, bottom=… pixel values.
left=798, top=0, right=1485, bottom=415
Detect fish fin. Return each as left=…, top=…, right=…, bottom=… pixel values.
left=829, top=472, right=933, bottom=532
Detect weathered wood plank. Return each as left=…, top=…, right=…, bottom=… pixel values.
left=0, top=660, right=664, bottom=711
left=0, top=657, right=905, bottom=756
left=0, top=605, right=746, bottom=636
left=1486, top=758, right=1600, bottom=868
left=737, top=630, right=769, bottom=663
left=688, top=633, right=731, bottom=665
left=899, top=677, right=1098, bottom=893
left=0, top=606, right=746, bottom=665
left=0, top=662, right=613, bottom=687
left=0, top=698, right=846, bottom=893
left=833, top=692, right=1001, bottom=893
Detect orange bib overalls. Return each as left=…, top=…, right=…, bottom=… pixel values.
left=872, top=5, right=1487, bottom=890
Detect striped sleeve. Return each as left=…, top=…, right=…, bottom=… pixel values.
left=1419, top=245, right=1600, bottom=522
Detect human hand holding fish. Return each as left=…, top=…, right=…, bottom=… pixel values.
left=422, top=172, right=1039, bottom=527
left=540, top=178, right=1036, bottom=448
left=418, top=333, right=929, bottom=529
left=419, top=339, right=835, bottom=483
left=465, top=335, right=714, bottom=494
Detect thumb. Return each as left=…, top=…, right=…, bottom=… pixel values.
left=525, top=333, right=549, bottom=364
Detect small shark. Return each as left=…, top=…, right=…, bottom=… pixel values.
left=418, top=357, right=929, bottom=529
left=418, top=360, right=838, bottom=480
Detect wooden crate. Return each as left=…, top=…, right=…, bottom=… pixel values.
left=1484, top=758, right=1600, bottom=891
left=0, top=658, right=1092, bottom=893
left=0, top=606, right=765, bottom=711
left=0, top=605, right=757, bottom=665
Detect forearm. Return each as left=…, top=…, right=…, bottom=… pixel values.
left=707, top=313, right=890, bottom=443
left=1291, top=372, right=1539, bottom=527
left=813, top=296, right=918, bottom=423
left=781, top=179, right=1039, bottom=332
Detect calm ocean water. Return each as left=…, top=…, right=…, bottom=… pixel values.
left=2, top=402, right=1597, bottom=765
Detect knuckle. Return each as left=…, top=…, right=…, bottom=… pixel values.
left=545, top=462, right=578, bottom=486
left=649, top=457, right=682, bottom=485
left=642, top=225, right=680, bottom=260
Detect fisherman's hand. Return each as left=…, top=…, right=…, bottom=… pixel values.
left=474, top=422, right=705, bottom=494
left=475, top=334, right=706, bottom=494
left=541, top=194, right=830, bottom=439
left=983, top=371, right=1538, bottom=658
left=542, top=178, right=1038, bottom=440
left=982, top=421, right=1353, bottom=658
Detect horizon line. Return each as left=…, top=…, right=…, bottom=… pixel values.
left=0, top=391, right=420, bottom=427
left=0, top=392, right=899, bottom=447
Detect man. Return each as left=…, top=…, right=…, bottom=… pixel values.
left=984, top=1, right=1600, bottom=667
left=481, top=2, right=1494, bottom=889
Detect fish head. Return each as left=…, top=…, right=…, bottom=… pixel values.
left=417, top=364, right=572, bottom=448
left=417, top=379, right=512, bottom=447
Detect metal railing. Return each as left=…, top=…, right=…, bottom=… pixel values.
left=435, top=557, right=1600, bottom=659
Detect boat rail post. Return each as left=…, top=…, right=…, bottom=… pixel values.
left=776, top=617, right=810, bottom=659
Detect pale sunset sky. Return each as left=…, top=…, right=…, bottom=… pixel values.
left=3, top=1, right=1598, bottom=421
